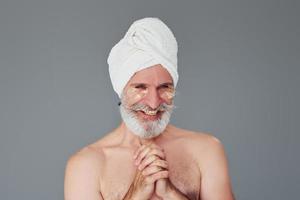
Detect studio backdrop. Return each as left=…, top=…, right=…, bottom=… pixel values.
left=1, top=0, right=299, bottom=199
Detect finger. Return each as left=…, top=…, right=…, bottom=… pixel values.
left=136, top=142, right=163, bottom=156
left=144, top=170, right=169, bottom=185
left=135, top=146, right=165, bottom=166
left=139, top=148, right=165, bottom=167
left=150, top=159, right=168, bottom=169
left=138, top=154, right=158, bottom=170
left=148, top=148, right=165, bottom=159
left=141, top=142, right=164, bottom=153
left=138, top=151, right=167, bottom=171
left=142, top=161, right=168, bottom=176
left=135, top=146, right=151, bottom=165
left=133, top=145, right=147, bottom=159
left=148, top=143, right=165, bottom=152
left=142, top=165, right=162, bottom=176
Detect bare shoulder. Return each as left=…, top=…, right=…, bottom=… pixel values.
left=170, top=125, right=223, bottom=149
left=64, top=143, right=107, bottom=199
left=66, top=145, right=105, bottom=172
left=65, top=129, right=118, bottom=167
left=64, top=129, right=120, bottom=179
left=170, top=126, right=227, bottom=164
left=64, top=145, right=105, bottom=186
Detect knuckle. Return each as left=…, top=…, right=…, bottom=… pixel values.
left=141, top=147, right=149, bottom=153
left=163, top=160, right=168, bottom=166
left=148, top=149, right=156, bottom=157
left=155, top=150, right=164, bottom=158
left=144, top=176, right=153, bottom=184
left=150, top=154, right=157, bottom=160
left=137, top=154, right=142, bottom=161
left=150, top=149, right=157, bottom=155
left=140, top=148, right=148, bottom=155
left=152, top=148, right=159, bottom=154
left=163, top=170, right=169, bottom=177
left=140, top=158, right=150, bottom=167
left=153, top=158, right=165, bottom=166
left=157, top=151, right=164, bottom=158
left=158, top=170, right=167, bottom=176
left=155, top=165, right=161, bottom=171
left=152, top=159, right=160, bottom=165
left=145, top=155, right=154, bottom=163
left=160, top=159, right=166, bottom=164
left=156, top=160, right=163, bottom=168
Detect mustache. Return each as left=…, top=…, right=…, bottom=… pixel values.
left=130, top=103, right=173, bottom=113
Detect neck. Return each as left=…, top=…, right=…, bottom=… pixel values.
left=115, top=121, right=169, bottom=148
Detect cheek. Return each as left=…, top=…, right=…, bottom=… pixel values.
left=125, top=88, right=147, bottom=105
left=159, top=90, right=175, bottom=105
left=161, top=91, right=174, bottom=99
left=129, top=93, right=143, bottom=105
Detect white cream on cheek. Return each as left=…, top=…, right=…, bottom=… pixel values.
left=125, top=87, right=147, bottom=105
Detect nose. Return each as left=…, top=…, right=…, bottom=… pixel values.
left=143, top=88, right=162, bottom=109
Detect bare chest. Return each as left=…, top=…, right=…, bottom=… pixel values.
left=100, top=150, right=201, bottom=200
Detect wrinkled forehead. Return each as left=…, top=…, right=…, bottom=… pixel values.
left=126, top=64, right=173, bottom=86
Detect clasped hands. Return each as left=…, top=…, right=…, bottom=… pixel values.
left=125, top=143, right=175, bottom=200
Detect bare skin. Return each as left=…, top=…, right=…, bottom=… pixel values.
left=64, top=65, right=235, bottom=200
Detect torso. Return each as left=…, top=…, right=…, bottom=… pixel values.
left=87, top=125, right=207, bottom=200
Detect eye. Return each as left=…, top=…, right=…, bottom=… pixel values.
left=135, top=84, right=147, bottom=89
left=160, top=84, right=173, bottom=89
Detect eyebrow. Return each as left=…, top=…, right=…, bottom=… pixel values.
left=159, top=82, right=173, bottom=87
left=129, top=82, right=174, bottom=87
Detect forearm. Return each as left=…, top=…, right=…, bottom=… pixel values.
left=122, top=183, right=136, bottom=200
left=162, top=185, right=190, bottom=200
left=122, top=182, right=146, bottom=200
left=164, top=192, right=189, bottom=200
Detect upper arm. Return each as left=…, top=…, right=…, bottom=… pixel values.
left=64, top=147, right=104, bottom=200
left=199, top=135, right=235, bottom=200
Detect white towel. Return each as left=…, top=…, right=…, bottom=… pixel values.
left=107, top=17, right=179, bottom=98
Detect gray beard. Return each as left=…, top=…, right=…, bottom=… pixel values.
left=119, top=103, right=173, bottom=139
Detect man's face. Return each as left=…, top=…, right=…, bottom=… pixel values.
left=119, top=64, right=175, bottom=139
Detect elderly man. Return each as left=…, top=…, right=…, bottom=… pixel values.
left=64, top=18, right=235, bottom=200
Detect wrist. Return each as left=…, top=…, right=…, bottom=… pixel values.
left=131, top=191, right=149, bottom=200
left=159, top=185, right=176, bottom=200
left=127, top=192, right=145, bottom=200
left=162, top=188, right=189, bottom=200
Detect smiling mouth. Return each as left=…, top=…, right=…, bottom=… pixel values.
left=144, top=110, right=158, bottom=115
left=136, top=110, right=163, bottom=121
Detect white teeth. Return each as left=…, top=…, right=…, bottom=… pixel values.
left=144, top=110, right=157, bottom=115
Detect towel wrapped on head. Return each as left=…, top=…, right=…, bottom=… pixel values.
left=107, top=17, right=179, bottom=98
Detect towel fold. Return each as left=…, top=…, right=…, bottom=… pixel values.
left=107, top=17, right=179, bottom=98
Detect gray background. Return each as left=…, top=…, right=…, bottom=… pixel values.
left=1, top=0, right=299, bottom=199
